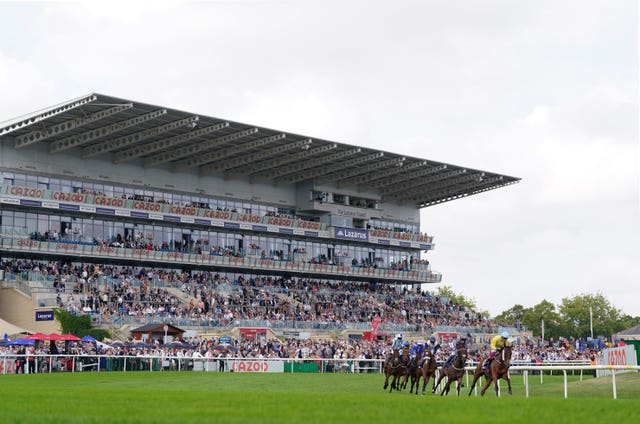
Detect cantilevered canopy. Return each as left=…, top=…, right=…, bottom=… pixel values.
left=0, top=93, right=520, bottom=207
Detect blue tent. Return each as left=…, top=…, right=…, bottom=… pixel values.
left=81, top=335, right=97, bottom=342
left=8, top=338, right=35, bottom=346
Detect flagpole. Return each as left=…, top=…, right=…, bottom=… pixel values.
left=590, top=306, right=594, bottom=339
left=541, top=318, right=545, bottom=345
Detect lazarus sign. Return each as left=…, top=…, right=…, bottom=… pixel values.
left=334, top=226, right=369, bottom=242
left=229, top=360, right=285, bottom=373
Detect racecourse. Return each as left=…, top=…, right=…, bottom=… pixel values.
left=0, top=372, right=638, bottom=423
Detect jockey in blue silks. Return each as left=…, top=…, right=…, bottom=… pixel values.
left=444, top=337, right=467, bottom=369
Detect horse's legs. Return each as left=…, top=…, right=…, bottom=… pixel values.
left=456, top=378, right=462, bottom=396
left=421, top=373, right=429, bottom=395
left=494, top=376, right=501, bottom=396
left=480, top=375, right=492, bottom=396
left=468, top=371, right=481, bottom=396
left=433, top=371, right=445, bottom=394
left=503, top=374, right=512, bottom=395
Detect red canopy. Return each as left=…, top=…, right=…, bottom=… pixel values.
left=60, top=334, right=82, bottom=341
left=24, top=333, right=48, bottom=340
left=44, top=333, right=64, bottom=341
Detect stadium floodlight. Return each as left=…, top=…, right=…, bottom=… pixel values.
left=14, top=103, right=132, bottom=149
left=81, top=116, right=199, bottom=158
left=283, top=151, right=384, bottom=183
left=201, top=138, right=312, bottom=174
left=246, top=143, right=337, bottom=176
left=50, top=109, right=167, bottom=153
left=258, top=147, right=360, bottom=179
left=174, top=133, right=286, bottom=170
left=1, top=93, right=97, bottom=138
left=113, top=121, right=229, bottom=163
left=144, top=127, right=258, bottom=168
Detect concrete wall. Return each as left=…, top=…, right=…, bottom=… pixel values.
left=0, top=287, right=60, bottom=334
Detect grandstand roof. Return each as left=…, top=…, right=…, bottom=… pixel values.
left=0, top=93, right=519, bottom=207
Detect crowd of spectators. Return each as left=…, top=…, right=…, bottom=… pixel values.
left=1, top=334, right=602, bottom=374
left=2, top=259, right=484, bottom=330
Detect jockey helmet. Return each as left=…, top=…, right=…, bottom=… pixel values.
left=417, top=340, right=424, bottom=345
left=429, top=337, right=436, bottom=343
left=501, top=331, right=509, bottom=339
left=396, top=333, right=403, bottom=340
left=404, top=341, right=411, bottom=347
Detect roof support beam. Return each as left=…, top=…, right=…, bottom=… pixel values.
left=283, top=152, right=384, bottom=183
left=259, top=147, right=361, bottom=180
left=341, top=160, right=427, bottom=185
left=201, top=139, right=312, bottom=174
left=414, top=176, right=504, bottom=205
left=144, top=127, right=258, bottom=168
left=382, top=168, right=467, bottom=194
left=50, top=109, right=167, bottom=153
left=371, top=163, right=448, bottom=188
left=82, top=116, right=199, bottom=158
left=114, top=121, right=229, bottom=163
left=174, top=133, right=286, bottom=170
left=319, top=156, right=406, bottom=182
left=419, top=181, right=516, bottom=208
left=246, top=143, right=337, bottom=176
left=14, top=103, right=131, bottom=148
left=386, top=171, right=483, bottom=198
left=1, top=94, right=97, bottom=138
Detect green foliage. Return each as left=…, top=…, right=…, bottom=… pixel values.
left=53, top=308, right=110, bottom=341
left=495, top=293, right=640, bottom=340
left=558, top=292, right=627, bottom=339
left=435, top=285, right=477, bottom=311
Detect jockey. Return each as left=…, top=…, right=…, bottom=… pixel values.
left=426, top=336, right=440, bottom=355
left=483, top=331, right=509, bottom=370
left=444, top=336, right=467, bottom=368
left=409, top=340, right=426, bottom=369
left=391, top=334, right=404, bottom=351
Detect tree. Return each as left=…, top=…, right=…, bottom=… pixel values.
left=523, top=300, right=563, bottom=340
left=558, top=292, right=625, bottom=339
left=54, top=309, right=110, bottom=341
left=494, top=304, right=527, bottom=325
left=435, top=285, right=477, bottom=311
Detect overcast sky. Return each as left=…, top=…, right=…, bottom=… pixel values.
left=1, top=1, right=638, bottom=318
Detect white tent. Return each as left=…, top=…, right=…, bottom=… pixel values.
left=0, top=318, right=30, bottom=338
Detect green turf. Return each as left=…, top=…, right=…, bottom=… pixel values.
left=0, top=372, right=638, bottom=423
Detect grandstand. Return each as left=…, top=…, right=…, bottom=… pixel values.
left=0, top=93, right=519, bottom=342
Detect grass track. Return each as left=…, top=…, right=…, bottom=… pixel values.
left=0, top=372, right=639, bottom=423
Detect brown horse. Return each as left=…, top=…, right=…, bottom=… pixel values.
left=383, top=348, right=400, bottom=390
left=433, top=347, right=468, bottom=396
left=406, top=349, right=424, bottom=394
left=468, top=345, right=512, bottom=396
left=384, top=345, right=410, bottom=392
left=419, top=347, right=439, bottom=395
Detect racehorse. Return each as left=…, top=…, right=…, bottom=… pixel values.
left=418, top=346, right=439, bottom=395
left=433, top=347, right=468, bottom=396
left=382, top=348, right=399, bottom=390
left=383, top=345, right=410, bottom=392
left=468, top=344, right=512, bottom=396
left=407, top=349, right=424, bottom=394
